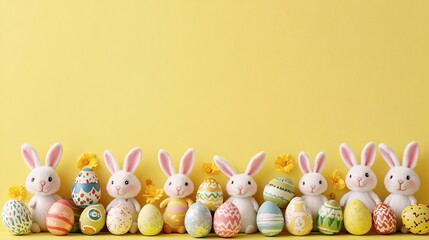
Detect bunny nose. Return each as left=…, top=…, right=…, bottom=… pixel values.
left=357, top=177, right=362, bottom=181
left=238, top=186, right=244, bottom=190
left=116, top=186, right=121, bottom=190
left=176, top=187, right=182, bottom=191
left=398, top=179, right=404, bottom=184
left=311, top=184, right=316, bottom=189
left=40, top=181, right=46, bottom=186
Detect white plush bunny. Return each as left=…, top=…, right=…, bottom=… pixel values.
left=339, top=142, right=381, bottom=211
left=104, top=147, right=142, bottom=234
left=379, top=141, right=420, bottom=232
left=158, top=148, right=195, bottom=234
left=214, top=152, right=266, bottom=234
left=22, top=143, right=63, bottom=233
left=298, top=151, right=328, bottom=231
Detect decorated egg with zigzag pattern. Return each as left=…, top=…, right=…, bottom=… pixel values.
left=213, top=202, right=241, bottom=238
left=196, top=178, right=223, bottom=212
left=372, top=203, right=396, bottom=234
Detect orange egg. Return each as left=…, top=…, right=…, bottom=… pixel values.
left=46, top=199, right=74, bottom=235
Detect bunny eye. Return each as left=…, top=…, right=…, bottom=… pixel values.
left=185, top=182, right=189, bottom=186
left=302, top=182, right=305, bottom=185
left=390, top=175, right=393, bottom=179
left=48, top=177, right=52, bottom=182
left=349, top=174, right=352, bottom=178
left=125, top=180, right=129, bottom=185
left=111, top=180, right=114, bottom=185
left=231, top=181, right=234, bottom=184
left=31, top=178, right=35, bottom=182
left=248, top=181, right=251, bottom=185
left=169, top=182, right=172, bottom=186
left=319, top=180, right=322, bottom=184
left=406, top=175, right=411, bottom=180
left=365, top=173, right=369, bottom=177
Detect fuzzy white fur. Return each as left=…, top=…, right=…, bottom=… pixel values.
left=22, top=143, right=63, bottom=233
left=104, top=147, right=142, bottom=234
left=214, top=152, right=265, bottom=234
left=158, top=148, right=195, bottom=234
left=339, top=142, right=381, bottom=211
left=379, top=141, right=420, bottom=232
left=298, top=151, right=328, bottom=231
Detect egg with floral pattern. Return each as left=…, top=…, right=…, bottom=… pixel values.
left=285, top=197, right=312, bottom=235
left=72, top=168, right=101, bottom=208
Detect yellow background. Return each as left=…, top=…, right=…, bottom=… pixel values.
left=1, top=0, right=429, bottom=237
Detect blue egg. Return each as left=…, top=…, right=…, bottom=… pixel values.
left=257, top=201, right=284, bottom=236
left=71, top=168, right=101, bottom=208
left=185, top=202, right=212, bottom=237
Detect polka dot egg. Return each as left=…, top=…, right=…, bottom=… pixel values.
left=106, top=202, right=133, bottom=235
left=72, top=168, right=101, bottom=208
left=402, top=203, right=429, bottom=235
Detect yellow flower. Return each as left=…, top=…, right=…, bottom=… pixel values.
left=142, top=179, right=164, bottom=204
left=202, top=162, right=220, bottom=175
left=8, top=185, right=26, bottom=201
left=274, top=154, right=295, bottom=174
left=77, top=153, right=98, bottom=170
left=330, top=170, right=346, bottom=190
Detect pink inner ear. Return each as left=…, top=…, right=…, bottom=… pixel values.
left=159, top=153, right=174, bottom=176
left=341, top=147, right=356, bottom=168
left=363, top=144, right=376, bottom=167
left=23, top=150, right=36, bottom=169
left=380, top=148, right=397, bottom=168
left=406, top=144, right=419, bottom=169
left=47, top=146, right=62, bottom=168
left=180, top=151, right=194, bottom=176
left=299, top=155, right=311, bottom=174
left=246, top=153, right=265, bottom=176
left=125, top=150, right=141, bottom=173
left=314, top=154, right=326, bottom=173
left=104, top=152, right=118, bottom=174
left=215, top=160, right=235, bottom=177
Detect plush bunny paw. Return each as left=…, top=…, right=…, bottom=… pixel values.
left=401, top=225, right=409, bottom=233
left=163, top=224, right=172, bottom=233
left=129, top=222, right=138, bottom=234
left=245, top=225, right=257, bottom=234
left=177, top=226, right=186, bottom=234
left=31, top=223, right=41, bottom=233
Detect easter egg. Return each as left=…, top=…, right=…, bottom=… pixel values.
left=65, top=198, right=83, bottom=233
left=402, top=204, right=429, bottom=235
left=79, top=203, right=106, bottom=235
left=106, top=202, right=133, bottom=235
left=344, top=199, right=372, bottom=235
left=372, top=203, right=396, bottom=234
left=138, top=204, right=163, bottom=236
left=257, top=201, right=284, bottom=236
left=185, top=202, right=212, bottom=237
left=285, top=197, right=312, bottom=235
left=46, top=199, right=74, bottom=235
left=213, top=202, right=241, bottom=238
left=72, top=168, right=101, bottom=208
left=317, top=200, right=343, bottom=235
left=263, top=177, right=294, bottom=208
left=1, top=200, right=32, bottom=235
left=196, top=178, right=223, bottom=212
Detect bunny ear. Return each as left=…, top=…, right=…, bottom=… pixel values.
left=340, top=144, right=357, bottom=168
left=21, top=144, right=41, bottom=169
left=179, top=148, right=195, bottom=176
left=403, top=141, right=419, bottom=169
left=378, top=143, right=400, bottom=168
left=214, top=156, right=237, bottom=177
left=124, top=147, right=142, bottom=173
left=298, top=152, right=312, bottom=174
left=158, top=149, right=176, bottom=176
left=45, top=143, right=63, bottom=169
left=245, top=151, right=265, bottom=176
left=104, top=150, right=120, bottom=174
left=314, top=152, right=326, bottom=173
left=361, top=142, right=376, bottom=167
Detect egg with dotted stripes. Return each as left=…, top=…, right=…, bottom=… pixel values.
left=196, top=178, right=223, bottom=213
left=46, top=199, right=74, bottom=235
left=138, top=204, right=163, bottom=236
left=72, top=168, right=101, bottom=208
left=106, top=202, right=133, bottom=235
left=402, top=204, right=429, bottom=235
left=263, top=177, right=295, bottom=208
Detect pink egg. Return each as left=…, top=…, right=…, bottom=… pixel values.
left=372, top=203, right=396, bottom=234
left=213, top=202, right=241, bottom=238
left=46, top=200, right=74, bottom=235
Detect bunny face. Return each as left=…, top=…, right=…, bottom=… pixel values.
left=104, top=147, right=142, bottom=199
left=226, top=174, right=257, bottom=198
left=379, top=142, right=421, bottom=196
left=22, top=143, right=63, bottom=196
left=340, top=142, right=378, bottom=192
left=298, top=152, right=328, bottom=196
left=214, top=151, right=265, bottom=198
left=158, top=148, right=195, bottom=199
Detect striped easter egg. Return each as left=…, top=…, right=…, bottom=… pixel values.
left=257, top=201, right=284, bottom=236
left=46, top=199, right=74, bottom=235
left=163, top=198, right=189, bottom=231
left=213, top=202, right=241, bottom=238
left=196, top=178, right=223, bottom=212
left=372, top=203, right=396, bottom=234
left=263, top=177, right=295, bottom=208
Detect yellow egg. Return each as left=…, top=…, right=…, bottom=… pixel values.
left=344, top=200, right=372, bottom=235
left=196, top=178, right=223, bottom=212
left=138, top=204, right=163, bottom=236
left=285, top=197, right=312, bottom=235
left=402, top=204, right=429, bottom=235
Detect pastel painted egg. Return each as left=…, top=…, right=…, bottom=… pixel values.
left=65, top=198, right=83, bottom=233
left=257, top=201, right=284, bottom=236
left=372, top=203, right=396, bottom=234
left=185, top=202, right=212, bottom=237
left=106, top=202, right=133, bottom=235
left=213, top=202, right=241, bottom=238
left=196, top=178, right=223, bottom=212
left=72, top=168, right=101, bottom=208
left=402, top=203, right=429, bottom=235
left=344, top=199, right=372, bottom=235
left=285, top=197, right=312, bottom=235
left=79, top=203, right=106, bottom=235
left=138, top=204, right=163, bottom=236
left=317, top=200, right=342, bottom=235
left=263, top=177, right=294, bottom=208
left=1, top=200, right=32, bottom=235
left=46, top=199, right=74, bottom=235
